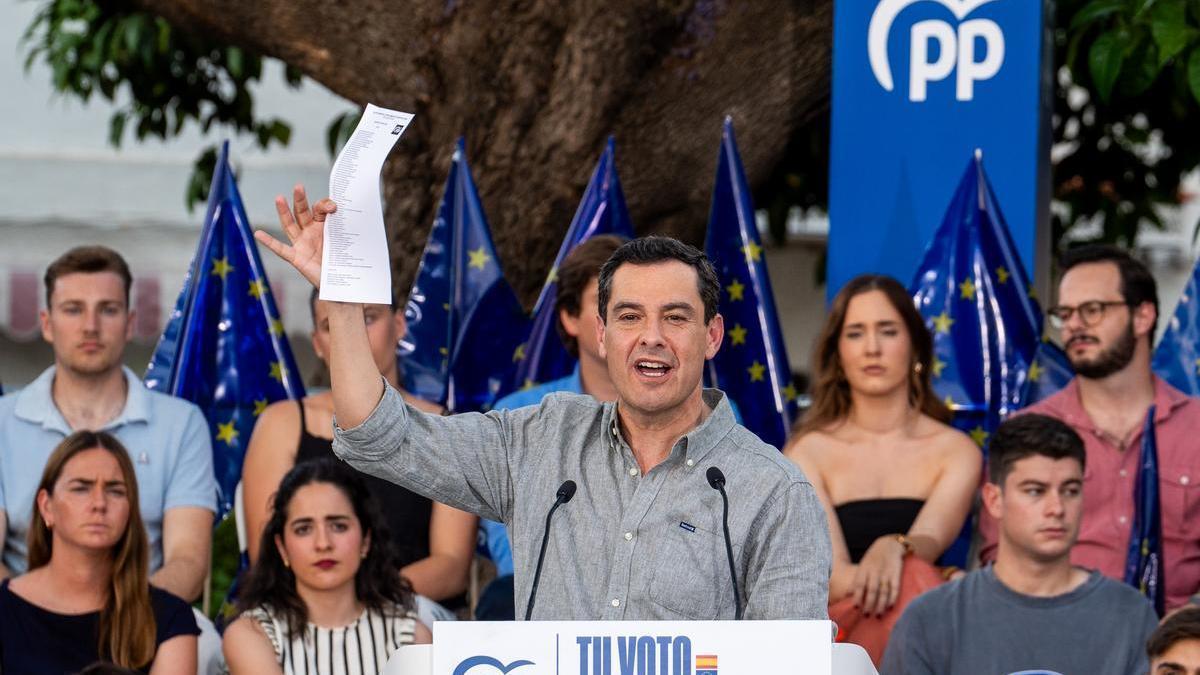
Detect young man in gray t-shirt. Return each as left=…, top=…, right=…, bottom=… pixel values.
left=882, top=414, right=1157, bottom=675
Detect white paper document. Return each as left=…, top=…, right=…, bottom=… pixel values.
left=319, top=103, right=413, bottom=304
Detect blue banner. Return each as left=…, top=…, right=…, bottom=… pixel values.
left=144, top=141, right=306, bottom=519
left=910, top=152, right=1042, bottom=448
left=1125, top=406, right=1165, bottom=617
left=399, top=139, right=530, bottom=412
left=513, top=137, right=635, bottom=390
left=1153, top=254, right=1200, bottom=396
left=704, top=118, right=797, bottom=449
left=829, top=0, right=1049, bottom=298
left=1020, top=338, right=1074, bottom=408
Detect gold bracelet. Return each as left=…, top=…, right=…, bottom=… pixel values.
left=894, top=533, right=915, bottom=557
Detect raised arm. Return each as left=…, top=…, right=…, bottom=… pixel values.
left=254, top=185, right=382, bottom=428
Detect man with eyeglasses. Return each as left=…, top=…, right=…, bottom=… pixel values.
left=977, top=244, right=1200, bottom=611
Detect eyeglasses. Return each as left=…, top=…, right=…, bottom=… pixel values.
left=1046, top=300, right=1129, bottom=329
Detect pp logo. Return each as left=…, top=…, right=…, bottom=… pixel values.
left=452, top=655, right=535, bottom=675
left=868, top=0, right=1005, bottom=102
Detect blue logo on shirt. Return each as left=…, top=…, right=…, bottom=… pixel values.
left=452, top=655, right=535, bottom=675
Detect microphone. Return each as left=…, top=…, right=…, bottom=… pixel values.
left=525, top=479, right=577, bottom=620
left=706, top=467, right=742, bottom=620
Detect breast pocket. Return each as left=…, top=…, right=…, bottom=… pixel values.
left=1160, top=464, right=1200, bottom=540
left=647, top=522, right=735, bottom=620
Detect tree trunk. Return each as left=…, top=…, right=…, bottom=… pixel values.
left=130, top=0, right=833, bottom=302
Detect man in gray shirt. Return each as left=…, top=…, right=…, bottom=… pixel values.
left=881, top=414, right=1157, bottom=675
left=256, top=189, right=831, bottom=621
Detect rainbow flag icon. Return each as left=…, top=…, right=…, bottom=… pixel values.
left=696, top=654, right=718, bottom=675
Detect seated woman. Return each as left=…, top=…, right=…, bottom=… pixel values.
left=0, top=431, right=198, bottom=674
left=784, top=274, right=980, bottom=663
left=243, top=278, right=476, bottom=612
left=223, top=459, right=431, bottom=674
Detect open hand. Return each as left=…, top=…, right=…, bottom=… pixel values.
left=254, top=184, right=336, bottom=288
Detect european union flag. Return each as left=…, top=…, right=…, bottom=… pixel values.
left=704, top=118, right=796, bottom=449
left=1021, top=339, right=1075, bottom=407
left=1126, top=406, right=1165, bottom=616
left=399, top=139, right=530, bottom=412
left=910, top=151, right=1042, bottom=450
left=1153, top=253, right=1200, bottom=396
left=513, top=137, right=635, bottom=389
left=144, top=141, right=306, bottom=518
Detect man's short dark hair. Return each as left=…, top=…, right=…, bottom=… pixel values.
left=987, top=414, right=1086, bottom=485
left=1059, top=244, right=1159, bottom=341
left=1147, top=606, right=1200, bottom=661
left=597, top=236, right=720, bottom=324
left=554, top=235, right=627, bottom=358
left=44, top=245, right=132, bottom=307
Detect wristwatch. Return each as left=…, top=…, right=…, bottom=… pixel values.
left=894, top=533, right=915, bottom=556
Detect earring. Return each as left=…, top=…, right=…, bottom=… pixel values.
left=282, top=557, right=290, bottom=568
left=913, top=362, right=923, bottom=374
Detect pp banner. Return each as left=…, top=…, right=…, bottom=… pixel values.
left=827, top=0, right=1050, bottom=298
left=432, top=620, right=833, bottom=675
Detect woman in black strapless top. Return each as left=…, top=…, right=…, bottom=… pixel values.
left=241, top=291, right=477, bottom=612
left=784, top=276, right=981, bottom=660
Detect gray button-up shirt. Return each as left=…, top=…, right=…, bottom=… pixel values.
left=334, top=385, right=830, bottom=621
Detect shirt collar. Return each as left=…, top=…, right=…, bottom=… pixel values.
left=1052, top=374, right=1190, bottom=431
left=13, top=365, right=147, bottom=434
left=605, top=388, right=736, bottom=467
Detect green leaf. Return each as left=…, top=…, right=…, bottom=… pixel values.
left=1070, top=0, right=1128, bottom=30
left=1090, top=32, right=1127, bottom=102
left=108, top=111, right=126, bottom=146
left=1151, top=0, right=1196, bottom=65
left=226, top=47, right=243, bottom=80
left=1189, top=47, right=1200, bottom=104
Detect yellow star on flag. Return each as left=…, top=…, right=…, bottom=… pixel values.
left=781, top=383, right=798, bottom=402
left=216, top=420, right=239, bottom=446
left=1028, top=361, right=1044, bottom=382
left=512, top=343, right=526, bottom=362
left=1028, top=284, right=1038, bottom=301
left=210, top=258, right=234, bottom=280
left=248, top=279, right=266, bottom=299
left=546, top=267, right=558, bottom=285
left=439, top=346, right=449, bottom=356
left=931, top=355, right=947, bottom=378
left=742, top=241, right=763, bottom=263
left=959, top=277, right=977, bottom=301
left=995, top=266, right=1010, bottom=284
left=1195, top=358, right=1200, bottom=376
left=253, top=399, right=269, bottom=416
left=521, top=378, right=536, bottom=391
left=969, top=426, right=989, bottom=447
left=729, top=324, right=748, bottom=346
left=933, top=311, right=954, bottom=334
left=269, top=361, right=286, bottom=384
left=747, top=360, right=766, bottom=382
left=468, top=247, right=491, bottom=271
left=269, top=318, right=285, bottom=336
left=943, top=395, right=955, bottom=409
left=726, top=278, right=746, bottom=302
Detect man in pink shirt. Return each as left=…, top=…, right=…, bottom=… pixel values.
left=978, top=244, right=1200, bottom=610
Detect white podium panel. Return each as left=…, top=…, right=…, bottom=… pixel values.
left=419, top=620, right=833, bottom=675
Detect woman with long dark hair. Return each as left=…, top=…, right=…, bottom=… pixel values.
left=784, top=274, right=980, bottom=662
left=0, top=430, right=198, bottom=673
left=223, top=459, right=430, bottom=674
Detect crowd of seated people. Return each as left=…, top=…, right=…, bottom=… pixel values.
left=1, top=238, right=1198, bottom=674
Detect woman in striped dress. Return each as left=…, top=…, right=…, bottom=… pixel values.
left=223, top=460, right=431, bottom=674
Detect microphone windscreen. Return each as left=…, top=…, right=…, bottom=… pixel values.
left=557, top=480, right=578, bottom=503
left=706, top=466, right=726, bottom=490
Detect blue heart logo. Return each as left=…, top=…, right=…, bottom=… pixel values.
left=453, top=655, right=536, bottom=675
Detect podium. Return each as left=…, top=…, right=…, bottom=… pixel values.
left=383, top=621, right=878, bottom=675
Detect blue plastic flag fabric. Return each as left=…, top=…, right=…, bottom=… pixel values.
left=144, top=141, right=306, bottom=519
left=1153, top=255, right=1200, bottom=396
left=703, top=118, right=797, bottom=449
left=1125, top=406, right=1165, bottom=616
left=1020, top=339, right=1075, bottom=407
left=512, top=137, right=635, bottom=390
left=910, top=152, right=1043, bottom=450
left=399, top=139, right=530, bottom=412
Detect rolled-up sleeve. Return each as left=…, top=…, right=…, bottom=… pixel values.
left=742, top=480, right=831, bottom=620
left=332, top=384, right=533, bottom=522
